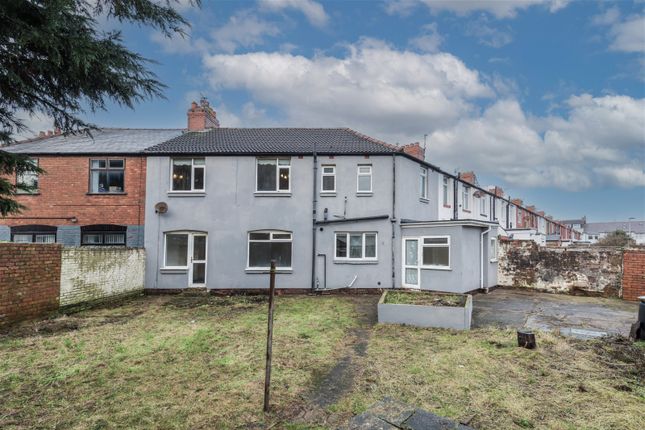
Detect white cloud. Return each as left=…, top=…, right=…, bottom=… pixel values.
left=11, top=112, right=54, bottom=141
left=211, top=11, right=280, bottom=53
left=258, top=0, right=329, bottom=27
left=203, top=38, right=492, bottom=136
left=409, top=23, right=443, bottom=53
left=592, top=8, right=645, bottom=53
left=387, top=0, right=569, bottom=19
left=465, top=15, right=513, bottom=47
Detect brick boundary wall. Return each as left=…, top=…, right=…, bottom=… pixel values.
left=0, top=243, right=62, bottom=327
left=622, top=250, right=645, bottom=301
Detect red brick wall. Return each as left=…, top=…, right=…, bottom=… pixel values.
left=0, top=243, right=62, bottom=326
left=622, top=250, right=645, bottom=301
left=0, top=156, right=146, bottom=228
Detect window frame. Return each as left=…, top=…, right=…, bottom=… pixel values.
left=419, top=167, right=428, bottom=200
left=89, top=158, right=126, bottom=194
left=490, top=237, right=498, bottom=262
left=170, top=158, right=206, bottom=192
left=442, top=176, right=450, bottom=207
left=246, top=230, right=293, bottom=270
left=255, top=157, right=291, bottom=193
left=420, top=235, right=451, bottom=270
left=462, top=186, right=470, bottom=211
left=321, top=164, right=336, bottom=193
left=480, top=195, right=487, bottom=216
left=80, top=224, right=127, bottom=247
left=334, top=232, right=378, bottom=262
left=356, top=165, right=373, bottom=193
left=10, top=225, right=56, bottom=243
left=16, top=158, right=39, bottom=195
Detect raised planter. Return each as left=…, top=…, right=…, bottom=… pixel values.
left=377, top=290, right=472, bottom=330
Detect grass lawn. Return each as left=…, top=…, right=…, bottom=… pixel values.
left=1, top=294, right=643, bottom=429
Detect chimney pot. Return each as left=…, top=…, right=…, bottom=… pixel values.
left=187, top=98, right=220, bottom=131
left=401, top=142, right=425, bottom=161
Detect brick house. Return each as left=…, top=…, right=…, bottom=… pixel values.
left=0, top=128, right=182, bottom=246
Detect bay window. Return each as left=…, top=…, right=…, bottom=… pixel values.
left=247, top=231, right=292, bottom=269
left=171, top=158, right=205, bottom=191
left=256, top=158, right=290, bottom=192
left=335, top=232, right=377, bottom=261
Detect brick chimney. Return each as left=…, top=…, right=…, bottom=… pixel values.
left=489, top=186, right=504, bottom=197
left=511, top=198, right=523, bottom=206
left=400, top=142, right=425, bottom=160
left=187, top=97, right=220, bottom=131
left=458, top=171, right=477, bottom=185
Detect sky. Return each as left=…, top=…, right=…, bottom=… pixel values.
left=21, top=0, right=645, bottom=222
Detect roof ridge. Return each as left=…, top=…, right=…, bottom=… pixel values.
left=342, top=128, right=399, bottom=151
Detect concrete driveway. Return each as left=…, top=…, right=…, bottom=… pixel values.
left=472, top=288, right=639, bottom=339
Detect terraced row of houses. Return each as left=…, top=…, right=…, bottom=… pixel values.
left=0, top=99, right=579, bottom=293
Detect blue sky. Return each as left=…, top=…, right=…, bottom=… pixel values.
left=27, top=0, right=645, bottom=221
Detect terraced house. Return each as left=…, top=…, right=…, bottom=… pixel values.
left=2, top=99, right=578, bottom=294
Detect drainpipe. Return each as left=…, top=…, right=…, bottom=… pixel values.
left=453, top=179, right=458, bottom=220
left=505, top=201, right=510, bottom=229
left=311, top=145, right=318, bottom=291
left=391, top=154, right=397, bottom=289
left=480, top=225, right=491, bottom=292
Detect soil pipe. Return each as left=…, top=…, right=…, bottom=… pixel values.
left=391, top=154, right=396, bottom=289
left=311, top=145, right=318, bottom=291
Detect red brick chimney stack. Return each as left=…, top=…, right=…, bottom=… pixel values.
left=187, top=97, right=220, bottom=131
left=458, top=171, right=477, bottom=185
left=400, top=142, right=425, bottom=160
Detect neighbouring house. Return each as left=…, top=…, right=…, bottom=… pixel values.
left=583, top=220, right=645, bottom=245
left=0, top=128, right=182, bottom=246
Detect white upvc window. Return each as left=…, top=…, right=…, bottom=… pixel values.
left=480, top=195, right=487, bottom=215
left=335, top=232, right=377, bottom=261
left=247, top=230, right=292, bottom=269
left=256, top=158, right=290, bottom=192
left=490, top=237, right=498, bottom=262
left=442, top=176, right=450, bottom=206
left=171, top=158, right=205, bottom=191
left=421, top=236, right=450, bottom=269
left=356, top=165, right=372, bottom=193
left=420, top=167, right=428, bottom=200
left=462, top=186, right=470, bottom=211
left=163, top=231, right=208, bottom=285
left=321, top=165, right=336, bottom=192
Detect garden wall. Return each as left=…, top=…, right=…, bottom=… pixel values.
left=60, top=248, right=145, bottom=307
left=622, top=250, right=645, bottom=301
left=498, top=240, right=624, bottom=297
left=0, top=243, right=62, bottom=326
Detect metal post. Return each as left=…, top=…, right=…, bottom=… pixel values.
left=263, top=260, right=276, bottom=413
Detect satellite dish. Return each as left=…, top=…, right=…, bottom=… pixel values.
left=155, top=202, right=168, bottom=214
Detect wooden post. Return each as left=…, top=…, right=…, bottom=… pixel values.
left=517, top=330, right=536, bottom=349
left=263, top=260, right=277, bottom=413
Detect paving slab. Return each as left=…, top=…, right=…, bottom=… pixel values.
left=473, top=288, right=639, bottom=337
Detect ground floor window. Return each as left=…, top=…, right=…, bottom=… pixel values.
left=11, top=225, right=56, bottom=243
left=247, top=230, right=292, bottom=269
left=490, top=237, right=498, bottom=262
left=81, top=225, right=126, bottom=246
left=335, top=232, right=377, bottom=261
left=164, top=232, right=207, bottom=284
left=402, top=235, right=451, bottom=287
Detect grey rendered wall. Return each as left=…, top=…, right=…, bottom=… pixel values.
left=57, top=226, right=80, bottom=247
left=0, top=225, right=9, bottom=242
left=145, top=154, right=396, bottom=290
left=395, top=156, right=438, bottom=222
left=126, top=225, right=144, bottom=248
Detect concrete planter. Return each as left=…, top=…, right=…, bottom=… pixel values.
left=377, top=291, right=473, bottom=330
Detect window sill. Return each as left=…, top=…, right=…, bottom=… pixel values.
left=490, top=259, right=498, bottom=263
left=167, top=191, right=206, bottom=197
left=245, top=268, right=293, bottom=274
left=254, top=192, right=292, bottom=197
left=333, top=259, right=378, bottom=265
left=160, top=268, right=188, bottom=274
left=86, top=192, right=127, bottom=196
left=356, top=192, right=373, bottom=197
left=462, top=209, right=471, bottom=213
left=420, top=266, right=452, bottom=271
left=320, top=192, right=337, bottom=197
left=443, top=204, right=452, bottom=208
left=15, top=192, right=40, bottom=196
left=419, top=197, right=429, bottom=204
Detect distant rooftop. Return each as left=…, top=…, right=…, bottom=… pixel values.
left=584, top=221, right=645, bottom=234
left=3, top=128, right=183, bottom=154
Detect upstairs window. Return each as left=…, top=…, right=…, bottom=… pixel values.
left=81, top=225, right=126, bottom=246
left=357, top=165, right=372, bottom=193
left=321, top=165, right=336, bottom=192
left=462, top=186, right=470, bottom=211
left=16, top=158, right=39, bottom=194
left=90, top=159, right=125, bottom=193
left=256, top=158, right=290, bottom=192
left=11, top=225, right=56, bottom=243
left=480, top=196, right=487, bottom=215
left=171, top=158, right=205, bottom=191
left=247, top=231, right=292, bottom=269
left=335, top=232, right=377, bottom=261
left=442, top=176, right=450, bottom=206
left=422, top=236, right=450, bottom=268
left=419, top=167, right=428, bottom=200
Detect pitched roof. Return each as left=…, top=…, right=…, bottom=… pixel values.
left=2, top=128, right=183, bottom=154
left=584, top=221, right=645, bottom=234
left=144, top=128, right=398, bottom=155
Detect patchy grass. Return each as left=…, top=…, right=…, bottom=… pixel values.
left=384, top=291, right=465, bottom=307
left=333, top=325, right=645, bottom=430
left=1, top=295, right=643, bottom=430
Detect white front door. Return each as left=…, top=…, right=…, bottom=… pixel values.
left=402, top=238, right=420, bottom=288
left=189, top=234, right=207, bottom=287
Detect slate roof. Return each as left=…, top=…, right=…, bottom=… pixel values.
left=144, top=128, right=398, bottom=155
left=3, top=128, right=183, bottom=154
left=584, top=221, right=645, bottom=234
